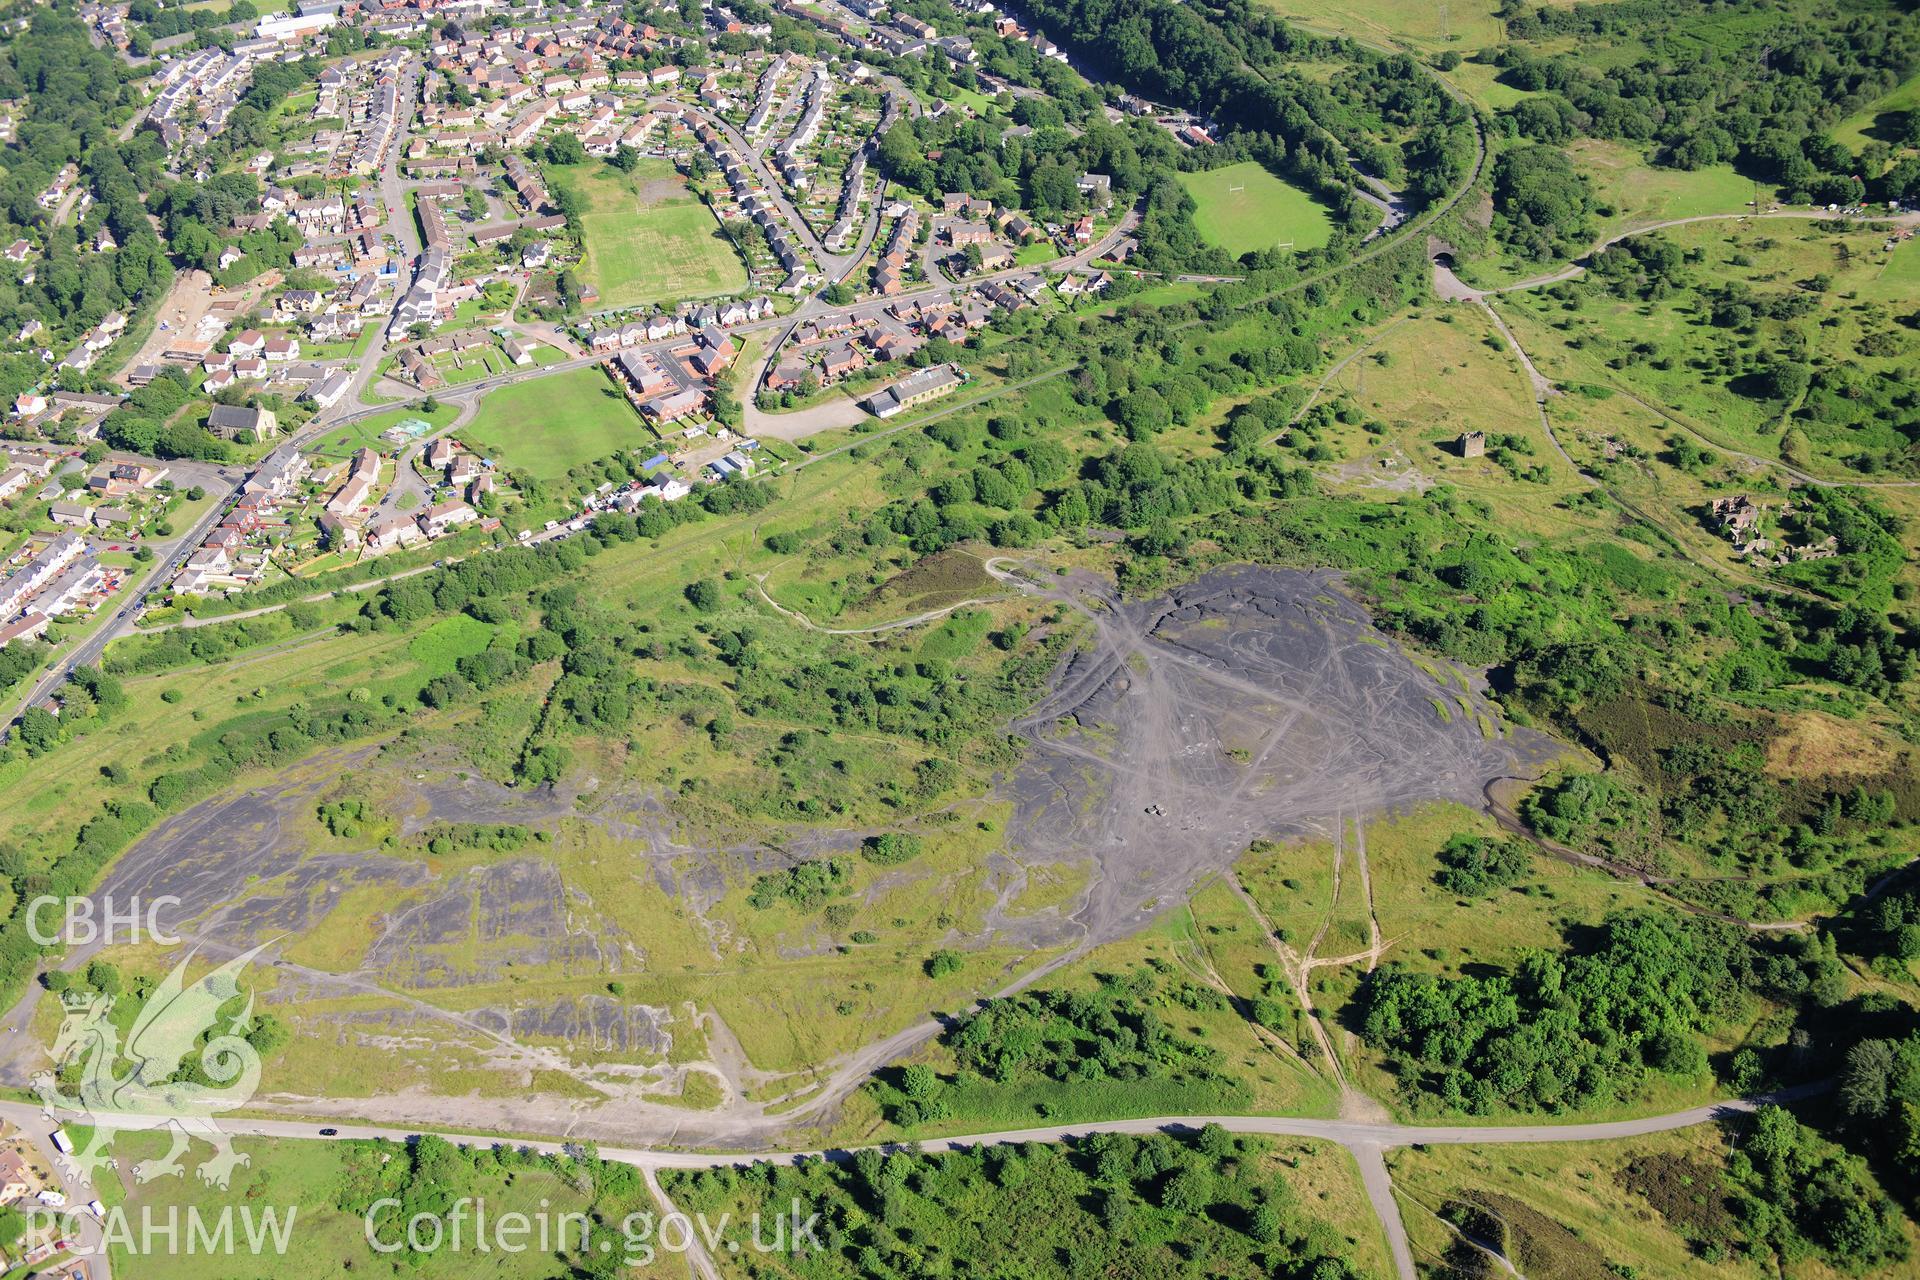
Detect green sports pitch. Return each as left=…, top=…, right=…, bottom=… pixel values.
left=1179, top=161, right=1340, bottom=258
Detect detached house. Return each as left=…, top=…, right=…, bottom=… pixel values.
left=206, top=404, right=279, bottom=441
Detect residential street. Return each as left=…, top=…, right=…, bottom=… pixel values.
left=6, top=6, right=1909, bottom=1278
left=6, top=466, right=243, bottom=723
left=324, top=58, right=421, bottom=419
left=5, top=1108, right=113, bottom=1280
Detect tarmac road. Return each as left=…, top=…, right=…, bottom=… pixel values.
left=0, top=70, right=1763, bottom=1279
left=4, top=1107, right=113, bottom=1280
left=0, top=1089, right=1802, bottom=1165
left=287, top=202, right=1142, bottom=450
left=6, top=467, right=243, bottom=722
left=0, top=1087, right=1821, bottom=1280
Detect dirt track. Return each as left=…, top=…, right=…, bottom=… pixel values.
left=992, top=563, right=1559, bottom=956
left=114, top=269, right=277, bottom=386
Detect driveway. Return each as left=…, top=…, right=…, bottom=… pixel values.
left=6, top=1109, right=113, bottom=1280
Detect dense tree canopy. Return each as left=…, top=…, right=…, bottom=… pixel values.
left=1362, top=912, right=1822, bottom=1113
left=1490, top=143, right=1593, bottom=261
left=1495, top=0, right=1920, bottom=203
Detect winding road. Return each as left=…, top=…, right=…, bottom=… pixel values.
left=0, top=1087, right=1819, bottom=1280
left=1431, top=215, right=1920, bottom=501
left=1436, top=208, right=1920, bottom=302
left=0, top=1091, right=1800, bottom=1167
left=751, top=572, right=1001, bottom=634
left=7, top=41, right=1847, bottom=1280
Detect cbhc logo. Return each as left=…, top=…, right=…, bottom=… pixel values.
left=26, top=896, right=183, bottom=947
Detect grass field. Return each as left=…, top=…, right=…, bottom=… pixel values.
left=1179, top=162, right=1340, bottom=257
left=462, top=366, right=650, bottom=480
left=1448, top=59, right=1538, bottom=109
left=1570, top=139, right=1761, bottom=233
left=546, top=160, right=747, bottom=309
left=1498, top=219, right=1918, bottom=478
left=1885, top=235, right=1920, bottom=286
left=1014, top=239, right=1060, bottom=266
left=1388, top=1128, right=1897, bottom=1280
left=298, top=324, right=379, bottom=363
left=98, top=1131, right=684, bottom=1279
left=429, top=344, right=509, bottom=384
left=1832, top=71, right=1920, bottom=155
left=1259, top=0, right=1504, bottom=51
left=936, top=82, right=998, bottom=116
left=1322, top=307, right=1594, bottom=525
left=407, top=614, right=499, bottom=675
left=310, top=401, right=460, bottom=460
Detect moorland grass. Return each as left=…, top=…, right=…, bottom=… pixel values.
left=1832, top=70, right=1920, bottom=155
left=1388, top=1128, right=1884, bottom=1280
left=1258, top=0, right=1505, bottom=51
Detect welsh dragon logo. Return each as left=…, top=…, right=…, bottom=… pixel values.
left=32, top=944, right=270, bottom=1190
